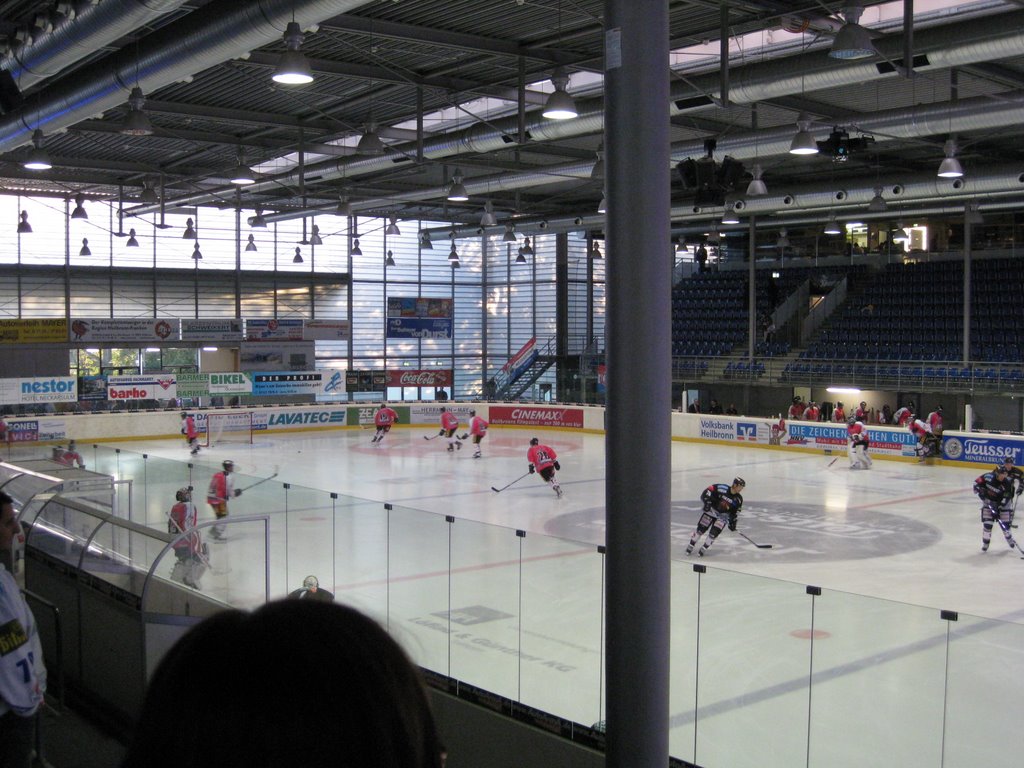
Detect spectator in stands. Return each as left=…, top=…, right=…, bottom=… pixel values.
left=879, top=404, right=893, bottom=425
left=833, top=402, right=846, bottom=423
left=0, top=491, right=48, bottom=768
left=435, top=388, right=448, bottom=402
left=687, top=399, right=700, bottom=414
left=707, top=399, right=723, bottom=414
left=787, top=396, right=806, bottom=420
left=725, top=404, right=738, bottom=415
left=860, top=303, right=875, bottom=316
left=121, top=600, right=444, bottom=768
left=695, top=244, right=708, bottom=273
left=804, top=401, right=820, bottom=422
left=764, top=320, right=777, bottom=345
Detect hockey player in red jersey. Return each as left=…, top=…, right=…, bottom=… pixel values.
left=909, top=417, right=940, bottom=461
left=527, top=437, right=562, bottom=498
left=467, top=410, right=489, bottom=459
left=438, top=407, right=462, bottom=452
left=181, top=411, right=200, bottom=455
left=893, top=402, right=914, bottom=426
left=372, top=403, right=399, bottom=444
left=927, top=405, right=944, bottom=434
left=206, top=460, right=241, bottom=539
left=832, top=402, right=846, bottom=423
left=167, top=487, right=207, bottom=589
left=974, top=467, right=1017, bottom=552
left=56, top=440, right=85, bottom=468
left=847, top=417, right=872, bottom=470
left=686, top=478, right=745, bottom=556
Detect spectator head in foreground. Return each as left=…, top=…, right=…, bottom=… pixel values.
left=122, top=600, right=443, bottom=768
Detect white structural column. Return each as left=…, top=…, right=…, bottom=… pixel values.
left=604, top=1, right=671, bottom=767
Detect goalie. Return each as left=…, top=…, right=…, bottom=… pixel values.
left=686, top=478, right=745, bottom=557
left=168, top=487, right=207, bottom=590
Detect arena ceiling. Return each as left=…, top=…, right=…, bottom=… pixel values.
left=1, top=0, right=1023, bottom=236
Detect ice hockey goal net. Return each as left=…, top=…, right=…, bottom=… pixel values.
left=202, top=411, right=254, bottom=447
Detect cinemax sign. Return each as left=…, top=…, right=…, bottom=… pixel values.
left=488, top=406, right=584, bottom=429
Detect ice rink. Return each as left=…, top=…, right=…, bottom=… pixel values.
left=84, top=426, right=1024, bottom=767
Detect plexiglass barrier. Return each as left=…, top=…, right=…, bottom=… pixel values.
left=8, top=446, right=1024, bottom=766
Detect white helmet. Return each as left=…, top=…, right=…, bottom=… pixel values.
left=303, top=575, right=319, bottom=589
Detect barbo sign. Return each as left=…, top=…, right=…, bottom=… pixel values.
left=488, top=406, right=584, bottom=429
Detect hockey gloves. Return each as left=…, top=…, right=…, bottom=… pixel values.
left=234, top=489, right=242, bottom=497
left=528, top=465, right=535, bottom=474
left=439, top=429, right=445, bottom=436
left=554, top=461, right=561, bottom=471
left=728, top=515, right=738, bottom=532
left=703, top=503, right=712, bottom=513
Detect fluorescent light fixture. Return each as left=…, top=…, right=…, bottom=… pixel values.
left=202, top=347, right=218, bottom=352
left=827, top=386, right=862, bottom=394
left=272, top=22, right=314, bottom=85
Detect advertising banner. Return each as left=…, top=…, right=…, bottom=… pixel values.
left=487, top=405, right=584, bottom=429
left=386, top=369, right=453, bottom=388
left=942, top=434, right=1024, bottom=465
left=0, top=377, right=77, bottom=404
left=244, top=318, right=304, bottom=342
left=502, top=337, right=537, bottom=374
left=70, top=318, right=177, bottom=342
left=107, top=374, right=178, bottom=401
left=250, top=371, right=345, bottom=397
left=596, top=364, right=606, bottom=394
left=694, top=416, right=919, bottom=458
left=407, top=404, right=475, bottom=426
left=387, top=297, right=453, bottom=318
left=302, top=319, right=351, bottom=341
left=3, top=417, right=67, bottom=442
left=180, top=319, right=243, bottom=342
left=208, top=372, right=253, bottom=395
left=0, top=318, right=67, bottom=344
left=175, top=373, right=209, bottom=398
left=77, top=375, right=108, bottom=402
left=239, top=342, right=314, bottom=371
left=258, top=406, right=349, bottom=431
left=386, top=317, right=453, bottom=340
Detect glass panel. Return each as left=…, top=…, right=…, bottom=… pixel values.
left=669, top=559, right=701, bottom=762
left=808, top=591, right=946, bottom=767
left=520, top=533, right=604, bottom=726
left=386, top=505, right=451, bottom=675
left=695, top=569, right=810, bottom=768
left=332, top=498, right=390, bottom=617
left=281, top=484, right=335, bottom=595
left=942, top=613, right=1024, bottom=767
left=448, top=519, right=521, bottom=701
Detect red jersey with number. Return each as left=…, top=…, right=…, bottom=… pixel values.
left=470, top=415, right=489, bottom=436
left=528, top=444, right=558, bottom=471
left=441, top=412, right=459, bottom=431
left=375, top=407, right=398, bottom=427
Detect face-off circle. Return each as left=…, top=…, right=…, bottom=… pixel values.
left=544, top=501, right=942, bottom=563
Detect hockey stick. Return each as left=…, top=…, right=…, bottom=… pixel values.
left=994, top=517, right=1024, bottom=557
left=827, top=457, right=839, bottom=468
left=424, top=432, right=445, bottom=440
left=237, top=466, right=280, bottom=493
left=491, top=472, right=531, bottom=493
left=738, top=531, right=774, bottom=549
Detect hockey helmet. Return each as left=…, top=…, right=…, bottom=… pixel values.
left=469, top=409, right=476, bottom=416
left=439, top=406, right=446, bottom=412
left=530, top=437, right=539, bottom=446
left=175, top=487, right=191, bottom=502
left=222, top=460, right=234, bottom=471
left=935, top=405, right=943, bottom=412
left=303, top=575, right=319, bottom=589
left=732, top=477, right=746, bottom=488
left=995, top=466, right=1008, bottom=476
left=1004, top=455, right=1015, bottom=465
left=848, top=416, right=856, bottom=426
left=68, top=440, right=76, bottom=450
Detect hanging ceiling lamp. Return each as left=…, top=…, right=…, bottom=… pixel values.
left=272, top=21, right=314, bottom=85
left=126, top=228, right=139, bottom=247
left=542, top=67, right=577, bottom=120
left=480, top=201, right=498, bottom=228
left=356, top=123, right=385, bottom=156
left=24, top=130, right=52, bottom=170
left=867, top=186, right=887, bottom=212
left=70, top=193, right=88, bottom=220
left=245, top=234, right=258, bottom=252
left=824, top=214, right=842, bottom=235
left=502, top=223, right=517, bottom=242
left=121, top=86, right=154, bottom=136
left=293, top=247, right=303, bottom=264
left=191, top=242, right=203, bottom=260
left=250, top=208, right=267, bottom=228
left=182, top=217, right=196, bottom=239
left=937, top=138, right=964, bottom=178
left=385, top=250, right=396, bottom=267
left=789, top=114, right=818, bottom=155
left=590, top=241, right=603, bottom=259
left=385, top=216, right=401, bottom=236
left=746, top=164, right=767, bottom=196
left=447, top=170, right=469, bottom=202
left=829, top=4, right=877, bottom=60
left=419, top=231, right=433, bottom=250
left=336, top=196, right=353, bottom=216
left=350, top=238, right=362, bottom=256
left=521, top=236, right=535, bottom=256
left=310, top=224, right=322, bottom=246
left=229, top=151, right=257, bottom=185
left=138, top=180, right=158, bottom=204
left=777, top=229, right=790, bottom=249
left=17, top=210, right=31, bottom=233
left=79, top=238, right=91, bottom=256
left=514, top=247, right=527, bottom=264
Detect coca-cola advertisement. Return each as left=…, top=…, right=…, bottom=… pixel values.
left=386, top=369, right=453, bottom=387
left=488, top=405, right=584, bottom=429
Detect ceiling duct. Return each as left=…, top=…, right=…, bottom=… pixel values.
left=1, top=0, right=192, bottom=92
left=0, top=0, right=375, bottom=153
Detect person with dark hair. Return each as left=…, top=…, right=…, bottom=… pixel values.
left=686, top=478, right=746, bottom=556
left=289, top=575, right=334, bottom=602
left=0, top=491, right=47, bottom=768
left=120, top=600, right=444, bottom=768
left=181, top=411, right=200, bottom=455
left=527, top=437, right=562, bottom=498
left=167, top=487, right=206, bottom=590
left=372, top=402, right=399, bottom=444
left=206, top=460, right=241, bottom=540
